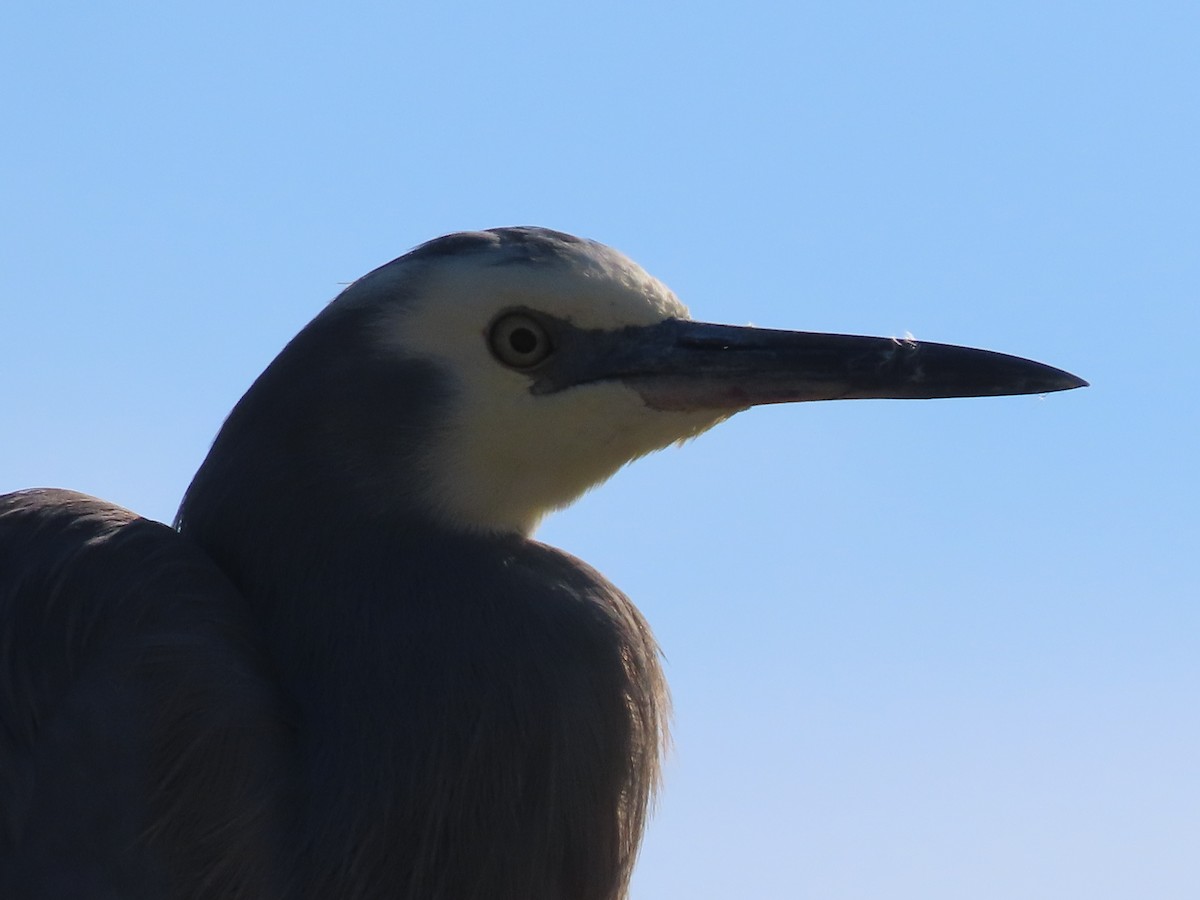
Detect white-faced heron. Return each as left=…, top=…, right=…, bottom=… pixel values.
left=0, top=227, right=1086, bottom=899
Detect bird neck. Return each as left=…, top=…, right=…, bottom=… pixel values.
left=178, top=478, right=666, bottom=900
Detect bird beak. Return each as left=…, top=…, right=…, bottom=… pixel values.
left=534, top=319, right=1088, bottom=412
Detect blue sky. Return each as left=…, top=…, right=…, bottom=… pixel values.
left=3, top=2, right=1197, bottom=896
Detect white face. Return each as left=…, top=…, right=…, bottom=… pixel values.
left=373, top=242, right=731, bottom=535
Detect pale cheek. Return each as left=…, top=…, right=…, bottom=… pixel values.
left=423, top=382, right=721, bottom=534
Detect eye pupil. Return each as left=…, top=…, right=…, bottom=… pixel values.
left=509, top=328, right=538, bottom=355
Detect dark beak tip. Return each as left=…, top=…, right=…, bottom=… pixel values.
left=1051, top=370, right=1089, bottom=393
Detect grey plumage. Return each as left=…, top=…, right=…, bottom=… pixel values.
left=0, top=490, right=288, bottom=898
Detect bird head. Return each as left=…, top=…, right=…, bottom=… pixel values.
left=346, top=229, right=729, bottom=535
left=184, top=227, right=1085, bottom=541
left=324, top=227, right=1085, bottom=536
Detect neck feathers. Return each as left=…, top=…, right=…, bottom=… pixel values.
left=181, top=480, right=668, bottom=899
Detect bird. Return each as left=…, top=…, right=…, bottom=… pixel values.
left=0, top=227, right=1086, bottom=900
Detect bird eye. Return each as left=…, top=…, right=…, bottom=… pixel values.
left=488, top=312, right=553, bottom=369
